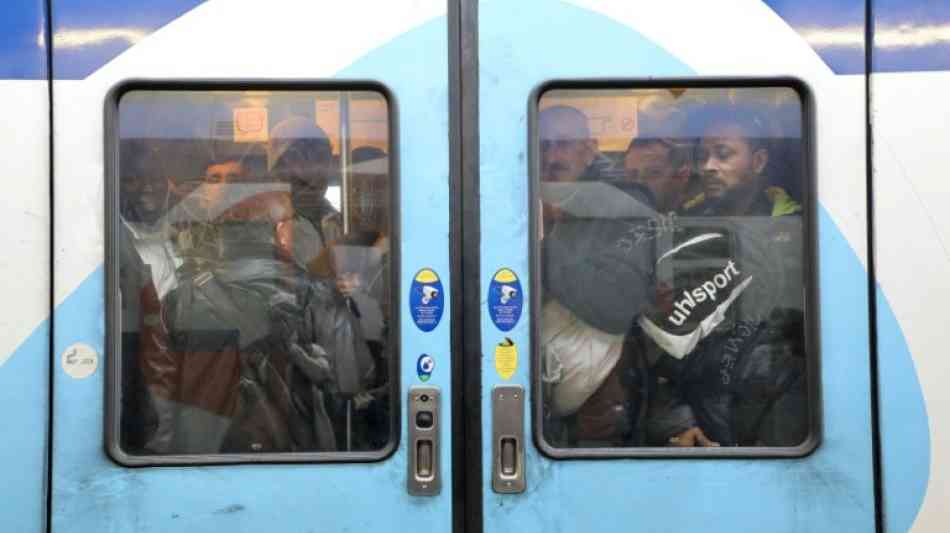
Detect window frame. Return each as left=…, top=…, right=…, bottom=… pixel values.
left=528, top=77, right=821, bottom=459
left=104, top=79, right=401, bottom=467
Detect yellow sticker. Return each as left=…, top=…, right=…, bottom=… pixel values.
left=494, top=338, right=518, bottom=380
left=414, top=268, right=440, bottom=284
left=493, top=268, right=518, bottom=283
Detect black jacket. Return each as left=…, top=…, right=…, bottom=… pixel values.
left=143, top=246, right=375, bottom=454
left=642, top=208, right=807, bottom=446
left=542, top=181, right=659, bottom=335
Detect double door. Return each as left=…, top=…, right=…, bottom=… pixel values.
left=39, top=1, right=878, bottom=532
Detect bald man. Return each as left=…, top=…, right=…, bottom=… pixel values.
left=539, top=106, right=657, bottom=446
left=539, top=105, right=606, bottom=183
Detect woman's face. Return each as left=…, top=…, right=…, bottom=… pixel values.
left=699, top=123, right=767, bottom=200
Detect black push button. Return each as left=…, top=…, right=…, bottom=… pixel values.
left=416, top=411, right=434, bottom=429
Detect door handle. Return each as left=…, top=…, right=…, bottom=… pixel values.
left=492, top=385, right=526, bottom=493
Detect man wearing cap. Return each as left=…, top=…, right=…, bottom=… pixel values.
left=268, top=117, right=342, bottom=268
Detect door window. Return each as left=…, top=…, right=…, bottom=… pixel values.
left=534, top=83, right=817, bottom=456
left=109, top=85, right=396, bottom=463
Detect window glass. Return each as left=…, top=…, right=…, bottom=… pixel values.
left=537, top=85, right=812, bottom=451
left=115, top=88, right=393, bottom=458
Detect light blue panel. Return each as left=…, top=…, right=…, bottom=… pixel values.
left=52, top=15, right=452, bottom=532
left=0, top=322, right=49, bottom=533
left=479, top=1, right=877, bottom=531
left=877, top=288, right=930, bottom=533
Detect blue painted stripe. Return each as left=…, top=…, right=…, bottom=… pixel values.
left=764, top=0, right=950, bottom=74
left=873, top=0, right=950, bottom=73
left=51, top=0, right=205, bottom=79
left=0, top=0, right=47, bottom=79
left=762, top=0, right=866, bottom=75
left=5, top=1, right=947, bottom=80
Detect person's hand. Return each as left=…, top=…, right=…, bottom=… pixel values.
left=542, top=200, right=565, bottom=223
left=288, top=343, right=334, bottom=385
left=668, top=427, right=720, bottom=447
left=373, top=234, right=390, bottom=255
left=353, top=392, right=374, bottom=410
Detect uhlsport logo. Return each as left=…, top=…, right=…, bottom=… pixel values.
left=668, top=260, right=741, bottom=326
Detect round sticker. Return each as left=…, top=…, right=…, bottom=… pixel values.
left=61, top=342, right=98, bottom=379
left=417, top=354, right=435, bottom=382
left=409, top=268, right=444, bottom=332
left=494, top=338, right=518, bottom=381
left=488, top=268, right=523, bottom=332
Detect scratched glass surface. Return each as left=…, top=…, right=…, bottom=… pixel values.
left=537, top=87, right=810, bottom=449
left=115, top=89, right=393, bottom=456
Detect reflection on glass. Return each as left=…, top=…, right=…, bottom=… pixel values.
left=116, top=89, right=392, bottom=456
left=538, top=87, right=809, bottom=449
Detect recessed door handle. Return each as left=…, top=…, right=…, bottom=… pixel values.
left=492, top=386, right=526, bottom=493
left=500, top=437, right=518, bottom=477
left=416, top=439, right=434, bottom=479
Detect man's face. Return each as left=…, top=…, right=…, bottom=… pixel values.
left=121, top=175, right=168, bottom=223
left=274, top=154, right=331, bottom=211
left=539, top=111, right=595, bottom=182
left=203, top=160, right=245, bottom=210
left=700, top=124, right=767, bottom=200
left=624, top=141, right=686, bottom=212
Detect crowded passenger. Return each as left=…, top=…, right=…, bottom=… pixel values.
left=622, top=137, right=693, bottom=215
left=539, top=105, right=657, bottom=446
left=117, top=141, right=180, bottom=453
left=118, top=93, right=395, bottom=457
left=138, top=137, right=376, bottom=454
left=689, top=106, right=801, bottom=217
left=268, top=116, right=342, bottom=269
left=639, top=103, right=808, bottom=447
left=334, top=146, right=390, bottom=344
left=119, top=142, right=183, bottom=302
left=538, top=93, right=809, bottom=449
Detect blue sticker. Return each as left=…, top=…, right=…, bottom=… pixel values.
left=409, top=268, right=444, bottom=332
left=416, top=354, right=435, bottom=382
left=488, top=268, right=523, bottom=332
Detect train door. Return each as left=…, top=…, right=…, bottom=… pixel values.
left=50, top=2, right=455, bottom=531
left=0, top=1, right=51, bottom=532
left=870, top=2, right=950, bottom=532
left=473, top=1, right=877, bottom=531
